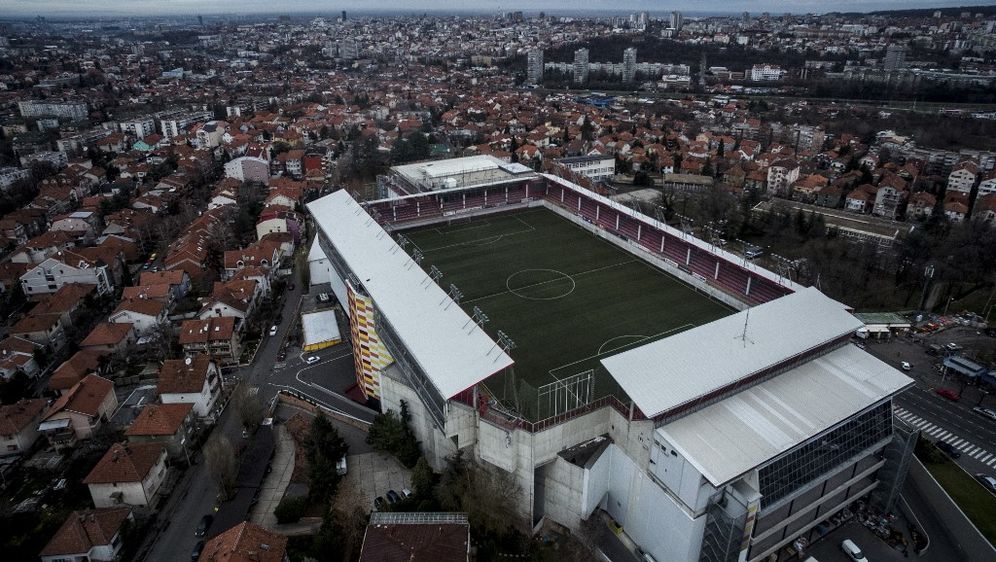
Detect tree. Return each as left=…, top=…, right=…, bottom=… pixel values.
left=366, top=400, right=421, bottom=468
left=234, top=384, right=264, bottom=433
left=0, top=372, right=31, bottom=404
left=436, top=451, right=524, bottom=534
left=305, top=413, right=349, bottom=503
left=274, top=496, right=307, bottom=524
left=204, top=433, right=237, bottom=499
left=411, top=456, right=434, bottom=499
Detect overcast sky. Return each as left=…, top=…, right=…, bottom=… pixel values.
left=0, top=0, right=992, bottom=18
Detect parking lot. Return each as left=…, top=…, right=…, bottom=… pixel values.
left=335, top=451, right=412, bottom=514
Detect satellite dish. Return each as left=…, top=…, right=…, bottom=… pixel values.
left=184, top=357, right=192, bottom=366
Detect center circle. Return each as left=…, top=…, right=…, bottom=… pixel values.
left=506, top=269, right=576, bottom=301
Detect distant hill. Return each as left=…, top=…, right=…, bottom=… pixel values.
left=831, top=5, right=996, bottom=17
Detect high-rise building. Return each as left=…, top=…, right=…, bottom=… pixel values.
left=342, top=10, right=347, bottom=21
left=573, top=48, right=589, bottom=85
left=670, top=11, right=683, bottom=31
left=884, top=44, right=907, bottom=71
left=636, top=11, right=649, bottom=31
left=339, top=39, right=360, bottom=60
left=742, top=11, right=750, bottom=25
left=622, top=47, right=638, bottom=83
left=527, top=49, right=544, bottom=85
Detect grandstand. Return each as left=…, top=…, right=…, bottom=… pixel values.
left=308, top=156, right=915, bottom=562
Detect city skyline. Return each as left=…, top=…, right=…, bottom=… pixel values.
left=3, top=0, right=996, bottom=18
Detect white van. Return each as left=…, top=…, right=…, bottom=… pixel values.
left=841, top=539, right=868, bottom=562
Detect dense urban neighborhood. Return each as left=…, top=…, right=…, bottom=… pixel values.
left=0, top=5, right=995, bottom=562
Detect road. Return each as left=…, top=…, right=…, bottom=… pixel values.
left=139, top=282, right=375, bottom=562
left=862, top=333, right=996, bottom=477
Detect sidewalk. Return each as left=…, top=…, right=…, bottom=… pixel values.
left=250, top=424, right=295, bottom=528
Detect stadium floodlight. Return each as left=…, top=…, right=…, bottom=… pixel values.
left=429, top=265, right=443, bottom=282
left=442, top=283, right=463, bottom=309
left=396, top=234, right=410, bottom=249
left=409, top=249, right=424, bottom=267
left=464, top=305, right=489, bottom=330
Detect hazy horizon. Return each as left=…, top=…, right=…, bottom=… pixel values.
left=1, top=0, right=995, bottom=19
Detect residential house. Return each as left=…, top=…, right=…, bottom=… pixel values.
left=125, top=403, right=195, bottom=460
left=844, top=185, right=876, bottom=214
left=198, top=521, right=289, bottom=562
left=766, top=159, right=800, bottom=197
left=84, top=442, right=169, bottom=508
left=978, top=171, right=996, bottom=198
left=139, top=269, right=191, bottom=300
left=974, top=194, right=996, bottom=223
left=39, top=508, right=134, bottom=562
left=108, top=298, right=168, bottom=338
left=814, top=184, right=844, bottom=208
left=944, top=200, right=969, bottom=222
left=9, top=311, right=66, bottom=352
left=49, top=349, right=106, bottom=394
left=0, top=336, right=43, bottom=380
left=908, top=192, right=937, bottom=220
left=80, top=323, right=137, bottom=354
left=20, top=251, right=113, bottom=298
left=198, top=280, right=260, bottom=332
left=0, top=398, right=46, bottom=456
left=873, top=185, right=907, bottom=220
left=223, top=242, right=281, bottom=281
left=947, top=160, right=978, bottom=194
left=157, top=355, right=223, bottom=417
left=40, top=374, right=117, bottom=449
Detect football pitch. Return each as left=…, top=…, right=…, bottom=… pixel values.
left=404, top=209, right=733, bottom=421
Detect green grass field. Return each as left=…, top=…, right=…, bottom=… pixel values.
left=404, top=209, right=732, bottom=421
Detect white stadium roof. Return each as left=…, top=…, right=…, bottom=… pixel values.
left=307, top=190, right=513, bottom=399
left=601, top=287, right=862, bottom=419
left=657, top=343, right=913, bottom=486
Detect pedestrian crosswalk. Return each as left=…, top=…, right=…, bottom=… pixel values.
left=895, top=406, right=996, bottom=467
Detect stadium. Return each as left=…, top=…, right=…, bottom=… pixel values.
left=308, top=156, right=916, bottom=562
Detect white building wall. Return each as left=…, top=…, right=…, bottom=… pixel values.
left=160, top=387, right=215, bottom=417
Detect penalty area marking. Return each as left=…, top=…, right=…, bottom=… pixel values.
left=505, top=268, right=577, bottom=301
left=547, top=323, right=696, bottom=381
left=597, top=335, right=649, bottom=355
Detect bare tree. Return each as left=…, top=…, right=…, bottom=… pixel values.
left=204, top=432, right=237, bottom=499
left=233, top=383, right=265, bottom=433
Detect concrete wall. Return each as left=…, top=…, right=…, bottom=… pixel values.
left=605, top=444, right=705, bottom=562
left=907, top=457, right=996, bottom=561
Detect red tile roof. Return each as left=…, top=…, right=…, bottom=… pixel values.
left=198, top=521, right=288, bottom=562
left=84, top=442, right=166, bottom=484
left=44, top=374, right=114, bottom=419
left=157, top=355, right=215, bottom=395
left=125, top=403, right=193, bottom=436
left=0, top=398, right=46, bottom=437
left=39, top=508, right=132, bottom=557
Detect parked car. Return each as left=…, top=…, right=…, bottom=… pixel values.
left=195, top=514, right=213, bottom=537
left=946, top=342, right=962, bottom=352
left=976, top=473, right=996, bottom=493
left=269, top=325, right=278, bottom=337
left=305, top=356, right=320, bottom=365
left=840, top=539, right=868, bottom=562
left=401, top=488, right=413, bottom=499
left=936, top=388, right=960, bottom=401
left=191, top=540, right=205, bottom=561
left=970, top=406, right=996, bottom=422
left=936, top=441, right=962, bottom=459
left=374, top=496, right=386, bottom=511
left=901, top=361, right=912, bottom=371
left=277, top=351, right=287, bottom=361
left=336, top=455, right=347, bottom=476
left=386, top=490, right=401, bottom=504
left=745, top=247, right=764, bottom=259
